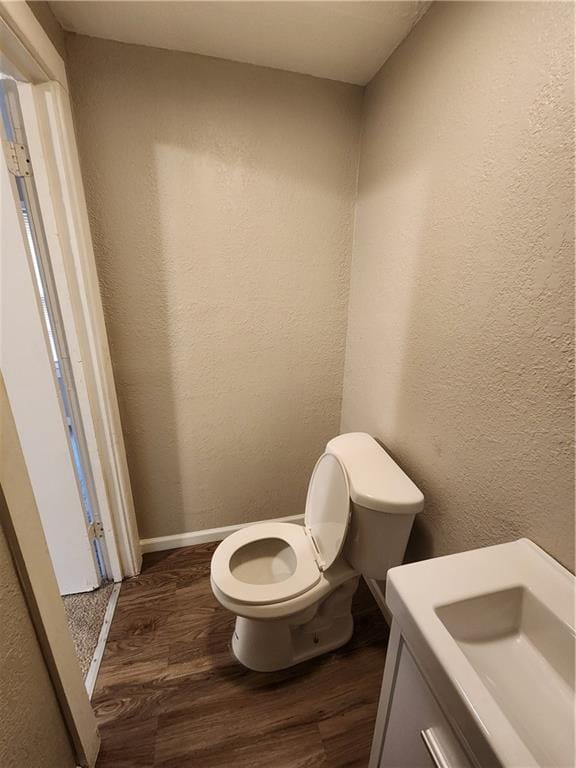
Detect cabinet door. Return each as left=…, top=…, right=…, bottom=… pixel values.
left=379, top=644, right=473, bottom=768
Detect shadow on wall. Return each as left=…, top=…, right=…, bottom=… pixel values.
left=342, top=1, right=575, bottom=569
left=68, top=36, right=362, bottom=539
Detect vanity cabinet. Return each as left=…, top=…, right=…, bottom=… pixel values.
left=369, top=623, right=476, bottom=768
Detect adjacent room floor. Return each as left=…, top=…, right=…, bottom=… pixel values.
left=92, top=543, right=389, bottom=767
left=63, top=583, right=115, bottom=678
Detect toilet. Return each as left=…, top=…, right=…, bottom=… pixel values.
left=210, top=432, right=424, bottom=671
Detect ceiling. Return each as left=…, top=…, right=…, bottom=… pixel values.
left=49, top=1, right=431, bottom=85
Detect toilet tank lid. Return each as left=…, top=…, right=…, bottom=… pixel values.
left=325, top=433, right=424, bottom=515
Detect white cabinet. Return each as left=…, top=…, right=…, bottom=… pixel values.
left=370, top=624, right=476, bottom=768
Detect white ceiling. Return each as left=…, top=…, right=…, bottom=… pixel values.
left=50, top=1, right=431, bottom=85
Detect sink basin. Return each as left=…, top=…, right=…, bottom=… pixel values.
left=437, top=586, right=575, bottom=767
left=386, top=539, right=576, bottom=767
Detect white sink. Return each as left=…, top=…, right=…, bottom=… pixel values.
left=437, top=586, right=574, bottom=767
left=386, top=539, right=576, bottom=767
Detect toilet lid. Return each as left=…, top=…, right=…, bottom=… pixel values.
left=304, top=453, right=350, bottom=570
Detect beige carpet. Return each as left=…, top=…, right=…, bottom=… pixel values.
left=63, top=583, right=114, bottom=678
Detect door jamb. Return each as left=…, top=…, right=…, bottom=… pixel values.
left=0, top=1, right=141, bottom=579
left=0, top=4, right=142, bottom=764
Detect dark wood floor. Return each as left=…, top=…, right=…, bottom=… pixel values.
left=93, top=543, right=389, bottom=767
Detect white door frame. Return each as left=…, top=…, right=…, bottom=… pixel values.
left=0, top=1, right=141, bottom=581
left=0, top=4, right=142, bottom=762
left=1, top=98, right=102, bottom=594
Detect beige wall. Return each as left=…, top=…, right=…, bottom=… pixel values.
left=0, top=518, right=75, bottom=768
left=342, top=1, right=575, bottom=569
left=67, top=35, right=362, bottom=539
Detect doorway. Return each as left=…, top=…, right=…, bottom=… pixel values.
left=0, top=5, right=141, bottom=761
left=1, top=75, right=117, bottom=690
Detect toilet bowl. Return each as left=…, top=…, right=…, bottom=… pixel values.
left=211, top=522, right=322, bottom=605
left=210, top=433, right=424, bottom=671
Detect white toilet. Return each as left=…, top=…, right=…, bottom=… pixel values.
left=210, top=432, right=424, bottom=671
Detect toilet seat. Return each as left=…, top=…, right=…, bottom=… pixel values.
left=211, top=522, right=321, bottom=604
left=211, top=453, right=351, bottom=606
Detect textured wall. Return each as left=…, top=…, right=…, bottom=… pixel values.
left=67, top=35, right=362, bottom=539
left=342, top=1, right=574, bottom=569
left=0, top=520, right=75, bottom=768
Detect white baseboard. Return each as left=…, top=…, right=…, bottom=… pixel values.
left=140, top=514, right=305, bottom=554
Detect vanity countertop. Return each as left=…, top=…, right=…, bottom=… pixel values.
left=386, top=539, right=575, bottom=768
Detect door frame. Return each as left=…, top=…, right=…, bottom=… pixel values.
left=1, top=84, right=103, bottom=594
left=0, top=4, right=142, bottom=764
left=0, top=1, right=141, bottom=581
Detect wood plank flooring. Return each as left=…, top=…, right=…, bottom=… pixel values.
left=93, top=543, right=389, bottom=767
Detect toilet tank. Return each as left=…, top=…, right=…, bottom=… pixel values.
left=326, top=433, right=424, bottom=580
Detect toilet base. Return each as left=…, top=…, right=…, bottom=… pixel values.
left=231, top=576, right=360, bottom=672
